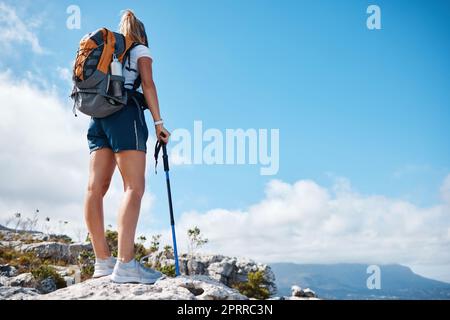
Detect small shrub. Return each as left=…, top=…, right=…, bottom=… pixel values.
left=134, top=243, right=148, bottom=262
left=146, top=258, right=160, bottom=270
left=85, top=229, right=118, bottom=256
left=105, top=230, right=118, bottom=257
left=158, top=264, right=176, bottom=277
left=232, top=271, right=270, bottom=300
left=149, top=234, right=161, bottom=253
left=31, top=265, right=66, bottom=289
left=162, top=245, right=174, bottom=258
left=187, top=226, right=208, bottom=257
left=0, top=246, right=17, bottom=262
left=77, top=250, right=95, bottom=281
left=48, top=234, right=72, bottom=244
left=0, top=247, right=42, bottom=274
left=8, top=233, right=22, bottom=241
left=43, top=257, right=70, bottom=267
left=14, top=252, right=42, bottom=273
left=22, top=238, right=40, bottom=244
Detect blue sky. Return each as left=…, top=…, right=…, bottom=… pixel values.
left=8, top=0, right=449, bottom=211
left=1, top=0, right=450, bottom=280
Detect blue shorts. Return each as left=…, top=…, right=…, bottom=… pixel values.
left=87, top=102, right=149, bottom=154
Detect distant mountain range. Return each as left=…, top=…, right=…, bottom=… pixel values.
left=270, top=263, right=450, bottom=300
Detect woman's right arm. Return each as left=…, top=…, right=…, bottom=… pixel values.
left=138, top=56, right=170, bottom=144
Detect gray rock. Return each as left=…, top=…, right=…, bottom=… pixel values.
left=207, top=261, right=235, bottom=283
left=0, top=286, right=40, bottom=300
left=303, top=288, right=316, bottom=298
left=7, top=273, right=36, bottom=287
left=37, top=277, right=57, bottom=294
left=64, top=276, right=75, bottom=286
left=20, top=241, right=71, bottom=261
left=173, top=253, right=277, bottom=295
left=186, top=259, right=207, bottom=275
left=209, top=260, right=235, bottom=277
left=0, top=230, right=16, bottom=241
left=36, top=275, right=247, bottom=300
left=291, top=285, right=304, bottom=297
left=0, top=240, right=22, bottom=248
left=29, top=233, right=49, bottom=242
left=291, top=285, right=317, bottom=298
left=0, top=265, right=18, bottom=277
left=68, top=242, right=92, bottom=261
left=51, top=265, right=80, bottom=286
left=18, top=242, right=91, bottom=264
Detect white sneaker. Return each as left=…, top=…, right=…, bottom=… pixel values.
left=111, top=259, right=163, bottom=284
left=92, top=256, right=116, bottom=278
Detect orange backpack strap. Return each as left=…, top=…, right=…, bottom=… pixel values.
left=119, top=37, right=136, bottom=62
left=97, top=28, right=116, bottom=75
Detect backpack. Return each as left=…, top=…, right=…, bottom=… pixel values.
left=70, top=28, right=142, bottom=118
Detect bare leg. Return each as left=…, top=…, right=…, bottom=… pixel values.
left=84, top=148, right=116, bottom=259
left=114, top=150, right=146, bottom=262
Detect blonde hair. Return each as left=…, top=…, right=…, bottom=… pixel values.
left=119, top=9, right=148, bottom=46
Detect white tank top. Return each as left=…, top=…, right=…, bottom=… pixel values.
left=123, top=44, right=152, bottom=90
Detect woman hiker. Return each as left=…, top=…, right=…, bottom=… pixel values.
left=83, top=10, right=170, bottom=284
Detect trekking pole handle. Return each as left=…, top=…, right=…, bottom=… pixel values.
left=162, top=143, right=169, bottom=172
left=159, top=131, right=170, bottom=172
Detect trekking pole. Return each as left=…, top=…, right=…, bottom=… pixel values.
left=155, top=138, right=181, bottom=276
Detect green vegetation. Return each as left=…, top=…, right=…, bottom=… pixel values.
left=159, top=264, right=176, bottom=277
left=0, top=245, right=69, bottom=274
left=162, top=245, right=173, bottom=257
left=77, top=250, right=95, bottom=281
left=0, top=243, right=67, bottom=289
left=187, top=226, right=208, bottom=256
left=149, top=234, right=161, bottom=253
left=1, top=226, right=211, bottom=285
left=0, top=246, right=39, bottom=274
left=232, top=271, right=271, bottom=300
left=138, top=244, right=177, bottom=278
left=31, top=265, right=66, bottom=289
left=134, top=242, right=148, bottom=261
left=48, top=234, right=72, bottom=244
left=137, top=235, right=146, bottom=243
left=105, top=229, right=118, bottom=257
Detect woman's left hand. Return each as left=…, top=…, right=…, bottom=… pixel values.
left=156, top=124, right=170, bottom=144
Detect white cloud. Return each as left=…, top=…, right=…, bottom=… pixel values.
left=56, top=66, right=72, bottom=83
left=0, top=2, right=45, bottom=54
left=0, top=72, right=154, bottom=238
left=172, top=176, right=450, bottom=281
left=56, top=66, right=75, bottom=92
